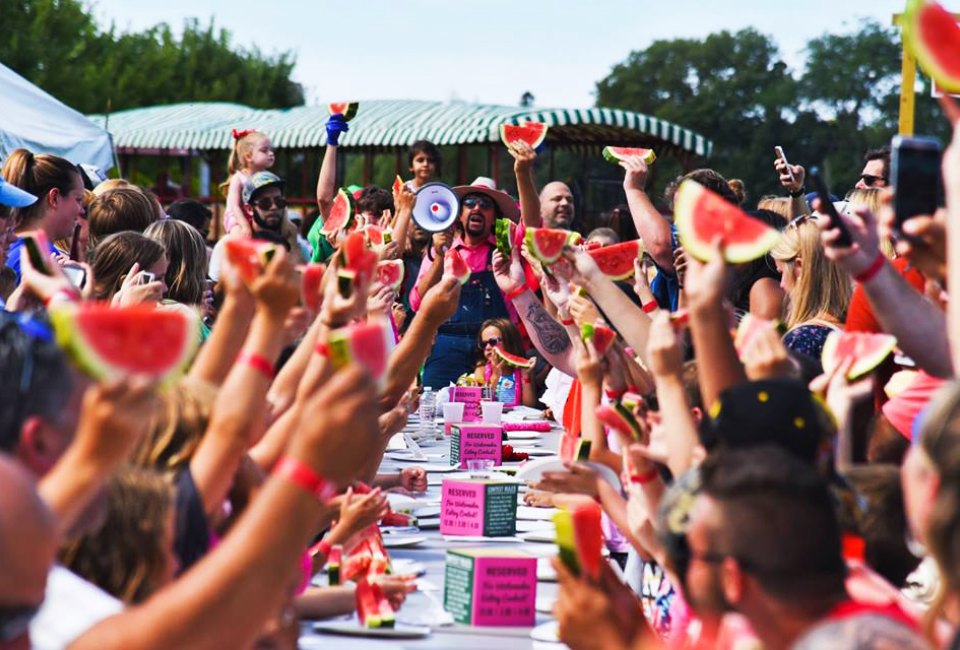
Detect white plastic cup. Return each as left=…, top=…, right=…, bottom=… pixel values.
left=467, top=458, right=495, bottom=477
left=480, top=401, right=503, bottom=424
left=442, top=402, right=465, bottom=424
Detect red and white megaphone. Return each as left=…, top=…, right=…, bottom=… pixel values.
left=412, top=182, right=460, bottom=233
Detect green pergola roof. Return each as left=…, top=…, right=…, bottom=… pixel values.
left=90, top=100, right=712, bottom=158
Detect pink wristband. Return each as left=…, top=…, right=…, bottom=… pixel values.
left=853, top=252, right=885, bottom=284
left=238, top=351, right=275, bottom=380
left=273, top=456, right=337, bottom=504
left=505, top=284, right=527, bottom=301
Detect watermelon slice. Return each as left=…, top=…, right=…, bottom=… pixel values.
left=525, top=227, right=570, bottom=264
left=596, top=402, right=644, bottom=442
left=375, top=259, right=404, bottom=291
left=224, top=238, right=279, bottom=284
left=340, top=230, right=379, bottom=285
left=587, top=240, right=643, bottom=280
left=444, top=249, right=470, bottom=284
left=327, top=101, right=359, bottom=121
left=381, top=510, right=417, bottom=527
left=363, top=224, right=392, bottom=248
left=903, top=0, right=960, bottom=93
left=553, top=501, right=604, bottom=581
left=495, top=218, right=517, bottom=256
left=301, top=263, right=326, bottom=312
left=580, top=322, right=616, bottom=356
left=50, top=303, right=199, bottom=385
left=392, top=175, right=404, bottom=196
left=674, top=180, right=782, bottom=264
left=493, top=346, right=535, bottom=369
left=733, top=313, right=782, bottom=356
left=499, top=121, right=548, bottom=149
left=327, top=545, right=342, bottom=586
left=821, top=331, right=898, bottom=381
left=602, top=146, right=657, bottom=165
left=356, top=578, right=394, bottom=628
left=321, top=188, right=356, bottom=237
left=328, top=318, right=395, bottom=384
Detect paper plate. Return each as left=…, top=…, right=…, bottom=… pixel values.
left=313, top=621, right=431, bottom=639
left=390, top=558, right=427, bottom=576
left=521, top=530, right=557, bottom=544
left=535, top=596, right=556, bottom=614
left=415, top=517, right=441, bottom=530
left=517, top=505, right=559, bottom=521
left=516, top=519, right=555, bottom=533
left=382, top=535, right=428, bottom=549
left=530, top=620, right=560, bottom=643
left=515, top=458, right=621, bottom=491
left=504, top=430, right=542, bottom=440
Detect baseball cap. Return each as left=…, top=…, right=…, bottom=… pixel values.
left=242, top=171, right=285, bottom=205
left=0, top=177, right=38, bottom=208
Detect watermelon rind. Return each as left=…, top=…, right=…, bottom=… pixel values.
left=50, top=304, right=199, bottom=387
left=495, top=219, right=514, bottom=256
left=525, top=227, right=569, bottom=264
left=821, top=331, right=898, bottom=381
left=327, top=319, right=395, bottom=385
left=674, top=180, right=782, bottom=264
left=602, top=146, right=657, bottom=166
left=444, top=250, right=471, bottom=285
left=321, top=188, right=356, bottom=236
left=328, top=101, right=359, bottom=121
left=499, top=121, right=548, bottom=149
left=392, top=175, right=404, bottom=196
left=494, top=346, right=535, bottom=369
left=587, top=240, right=643, bottom=280
left=337, top=269, right=356, bottom=298
left=575, top=438, right=591, bottom=461
left=596, top=403, right=643, bottom=442
left=553, top=509, right=580, bottom=576
left=733, top=313, right=783, bottom=356
left=903, top=0, right=960, bottom=94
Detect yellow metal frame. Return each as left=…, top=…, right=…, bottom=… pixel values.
left=894, top=11, right=960, bottom=135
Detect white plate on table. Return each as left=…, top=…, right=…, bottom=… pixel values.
left=530, top=620, right=560, bottom=643
left=536, top=596, right=556, bottom=613
left=420, top=464, right=462, bottom=473
left=416, top=517, right=441, bottom=530
left=413, top=505, right=441, bottom=518
left=524, top=448, right=556, bottom=457
left=385, top=451, right=445, bottom=462
left=382, top=535, right=428, bottom=549
left=390, top=558, right=427, bottom=576
left=503, top=430, right=543, bottom=440
left=385, top=494, right=420, bottom=511
left=516, top=519, right=555, bottom=533
left=517, top=505, right=560, bottom=521
left=521, top=530, right=557, bottom=544
left=537, top=558, right=558, bottom=582
left=313, top=620, right=431, bottom=639
left=507, top=440, right=541, bottom=448
left=516, top=457, right=621, bottom=491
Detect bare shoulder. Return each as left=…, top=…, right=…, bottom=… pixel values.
left=792, top=614, right=931, bottom=650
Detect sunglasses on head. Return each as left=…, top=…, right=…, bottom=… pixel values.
left=253, top=196, right=286, bottom=211
left=858, top=174, right=887, bottom=187
left=479, top=337, right=503, bottom=349
left=463, top=196, right=494, bottom=210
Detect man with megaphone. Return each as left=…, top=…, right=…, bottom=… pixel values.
left=409, top=177, right=522, bottom=389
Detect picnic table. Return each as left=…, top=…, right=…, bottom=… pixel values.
left=299, top=406, right=566, bottom=649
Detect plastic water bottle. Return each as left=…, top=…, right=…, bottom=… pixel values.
left=419, top=387, right=436, bottom=435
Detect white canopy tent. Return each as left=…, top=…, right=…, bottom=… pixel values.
left=0, top=63, right=114, bottom=172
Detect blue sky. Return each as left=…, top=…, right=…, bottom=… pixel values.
left=90, top=0, right=920, bottom=108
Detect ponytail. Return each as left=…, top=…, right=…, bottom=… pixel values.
left=1, top=148, right=80, bottom=226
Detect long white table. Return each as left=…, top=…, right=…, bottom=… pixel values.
left=300, top=407, right=564, bottom=649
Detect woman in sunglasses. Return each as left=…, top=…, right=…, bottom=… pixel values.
left=472, top=317, right=537, bottom=407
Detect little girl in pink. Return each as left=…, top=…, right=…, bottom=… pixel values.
left=221, top=129, right=275, bottom=237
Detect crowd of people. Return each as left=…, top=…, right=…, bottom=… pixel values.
left=1, top=91, right=959, bottom=650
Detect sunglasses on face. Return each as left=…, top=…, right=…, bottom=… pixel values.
left=479, top=337, right=503, bottom=349
left=253, top=196, right=286, bottom=211
left=859, top=174, right=887, bottom=187
left=463, top=196, right=494, bottom=210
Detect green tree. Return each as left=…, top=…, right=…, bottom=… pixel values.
left=596, top=29, right=800, bottom=201
left=0, top=0, right=303, bottom=113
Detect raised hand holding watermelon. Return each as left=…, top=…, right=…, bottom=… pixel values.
left=320, top=256, right=370, bottom=328
left=248, top=248, right=301, bottom=322
left=491, top=247, right=526, bottom=296
left=739, top=322, right=797, bottom=381
left=418, top=275, right=461, bottom=326
left=506, top=140, right=537, bottom=174
left=645, top=311, right=684, bottom=379
left=325, top=113, right=350, bottom=147
left=679, top=237, right=729, bottom=312
left=572, top=333, right=603, bottom=389
left=619, top=154, right=650, bottom=191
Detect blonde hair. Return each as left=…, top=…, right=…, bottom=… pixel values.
left=845, top=188, right=894, bottom=259
left=770, top=218, right=852, bottom=329
left=220, top=131, right=268, bottom=196
left=756, top=196, right=791, bottom=221
left=59, top=467, right=175, bottom=604
left=92, top=178, right=132, bottom=197
left=130, top=377, right=217, bottom=476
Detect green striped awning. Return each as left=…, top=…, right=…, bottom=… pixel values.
left=90, top=100, right=712, bottom=158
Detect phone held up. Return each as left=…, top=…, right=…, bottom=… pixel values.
left=891, top=135, right=944, bottom=235
left=774, top=146, right=796, bottom=184
left=808, top=167, right=853, bottom=248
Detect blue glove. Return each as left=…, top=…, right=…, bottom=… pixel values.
left=326, top=114, right=349, bottom=146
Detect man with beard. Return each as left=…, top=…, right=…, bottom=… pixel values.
left=208, top=171, right=288, bottom=283
left=410, top=178, right=522, bottom=389
left=668, top=446, right=925, bottom=650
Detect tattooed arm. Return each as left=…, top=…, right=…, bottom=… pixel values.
left=792, top=614, right=931, bottom=650
left=513, top=290, right=575, bottom=376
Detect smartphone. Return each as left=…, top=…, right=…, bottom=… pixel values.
left=137, top=271, right=156, bottom=285
left=808, top=167, right=852, bottom=247
left=68, top=222, right=82, bottom=261
left=62, top=266, right=86, bottom=289
left=891, top=135, right=944, bottom=232
left=774, top=146, right=796, bottom=184
left=21, top=231, right=52, bottom=276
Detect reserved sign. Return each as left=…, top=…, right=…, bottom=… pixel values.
left=440, top=478, right=518, bottom=537
left=443, top=548, right=536, bottom=626
left=450, top=424, right=503, bottom=468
